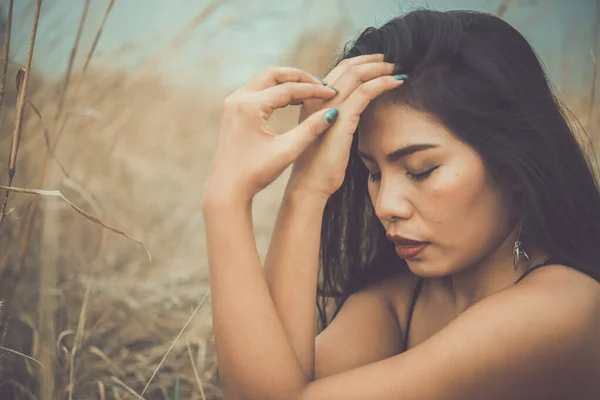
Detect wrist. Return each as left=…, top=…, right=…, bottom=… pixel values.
left=283, top=186, right=330, bottom=209
left=284, top=178, right=332, bottom=204
left=202, top=183, right=253, bottom=216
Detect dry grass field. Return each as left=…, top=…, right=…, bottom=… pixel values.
left=0, top=1, right=597, bottom=399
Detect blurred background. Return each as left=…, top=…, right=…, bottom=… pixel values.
left=0, top=0, right=598, bottom=399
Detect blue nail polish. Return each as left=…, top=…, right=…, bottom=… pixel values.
left=316, top=77, right=329, bottom=86
left=394, top=74, right=409, bottom=80
left=325, top=108, right=339, bottom=124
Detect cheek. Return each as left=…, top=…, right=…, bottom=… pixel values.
left=425, top=159, right=512, bottom=272
left=425, top=158, right=507, bottom=237
left=422, top=170, right=480, bottom=222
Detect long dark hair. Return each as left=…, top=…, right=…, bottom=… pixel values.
left=317, top=9, right=600, bottom=330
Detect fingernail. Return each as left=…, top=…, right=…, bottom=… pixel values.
left=324, top=108, right=339, bottom=124
left=328, top=86, right=339, bottom=94
left=316, top=77, right=329, bottom=86
left=394, top=74, right=409, bottom=80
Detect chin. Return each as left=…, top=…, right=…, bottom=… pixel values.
left=403, top=254, right=457, bottom=278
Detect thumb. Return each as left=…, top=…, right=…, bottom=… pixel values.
left=275, top=107, right=339, bottom=163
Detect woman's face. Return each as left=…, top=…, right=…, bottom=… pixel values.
left=357, top=103, right=516, bottom=277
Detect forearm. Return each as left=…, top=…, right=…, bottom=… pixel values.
left=263, top=189, right=328, bottom=380
left=203, top=196, right=307, bottom=400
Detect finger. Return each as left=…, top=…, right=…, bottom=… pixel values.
left=328, top=61, right=398, bottom=102
left=299, top=60, right=396, bottom=121
left=241, top=67, right=326, bottom=93
left=275, top=108, right=340, bottom=164
left=256, top=82, right=338, bottom=111
left=324, top=53, right=385, bottom=84
left=337, top=76, right=406, bottom=130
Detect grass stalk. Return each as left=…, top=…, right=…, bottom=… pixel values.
left=0, top=343, right=44, bottom=370
left=67, top=221, right=108, bottom=400
left=139, top=290, right=211, bottom=398
left=71, top=0, right=116, bottom=119
left=0, top=0, right=41, bottom=375
left=186, top=339, right=207, bottom=400
left=54, top=0, right=90, bottom=123
left=0, top=0, right=40, bottom=228
left=82, top=0, right=116, bottom=74
left=110, top=376, right=146, bottom=400
left=55, top=0, right=112, bottom=159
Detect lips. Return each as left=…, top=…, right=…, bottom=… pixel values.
left=386, top=233, right=429, bottom=259
left=386, top=232, right=428, bottom=246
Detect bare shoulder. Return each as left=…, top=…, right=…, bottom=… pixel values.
left=510, top=262, right=600, bottom=340
left=314, top=266, right=418, bottom=379
left=514, top=262, right=600, bottom=303
left=472, top=262, right=600, bottom=397
left=500, top=262, right=600, bottom=335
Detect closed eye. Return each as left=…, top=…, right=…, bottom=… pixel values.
left=408, top=166, right=439, bottom=182
left=368, top=166, right=439, bottom=184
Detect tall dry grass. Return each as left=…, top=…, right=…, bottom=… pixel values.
left=0, top=5, right=344, bottom=398
left=0, top=66, right=221, bottom=399
left=0, top=2, right=597, bottom=400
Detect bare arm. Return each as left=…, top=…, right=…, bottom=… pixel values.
left=265, top=192, right=406, bottom=381
left=205, top=198, right=405, bottom=398
left=262, top=53, right=398, bottom=380
left=203, top=61, right=405, bottom=399
left=315, top=284, right=403, bottom=379
left=205, top=198, right=307, bottom=399
left=263, top=189, right=327, bottom=381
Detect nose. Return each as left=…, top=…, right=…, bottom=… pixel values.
left=373, top=177, right=413, bottom=223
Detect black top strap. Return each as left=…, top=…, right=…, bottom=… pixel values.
left=514, top=256, right=600, bottom=285
left=403, top=277, right=424, bottom=352
left=403, top=257, right=599, bottom=351
left=513, top=258, right=555, bottom=285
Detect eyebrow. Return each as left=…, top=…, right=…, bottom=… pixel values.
left=358, top=143, right=439, bottom=163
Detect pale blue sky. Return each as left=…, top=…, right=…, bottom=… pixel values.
left=11, top=0, right=599, bottom=96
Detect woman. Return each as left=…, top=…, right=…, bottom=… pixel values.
left=202, top=9, right=600, bottom=399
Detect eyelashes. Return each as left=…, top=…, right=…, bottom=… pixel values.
left=369, top=172, right=381, bottom=182
left=409, top=166, right=439, bottom=182
left=367, top=172, right=381, bottom=183
left=367, top=166, right=439, bottom=183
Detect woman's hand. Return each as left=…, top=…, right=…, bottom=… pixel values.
left=203, top=67, right=340, bottom=206
left=287, top=53, right=406, bottom=199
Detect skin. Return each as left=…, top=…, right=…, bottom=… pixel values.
left=202, top=54, right=600, bottom=399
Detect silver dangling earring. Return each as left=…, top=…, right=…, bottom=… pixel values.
left=513, top=219, right=530, bottom=271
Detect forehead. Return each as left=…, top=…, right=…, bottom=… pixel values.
left=358, top=102, right=453, bottom=150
